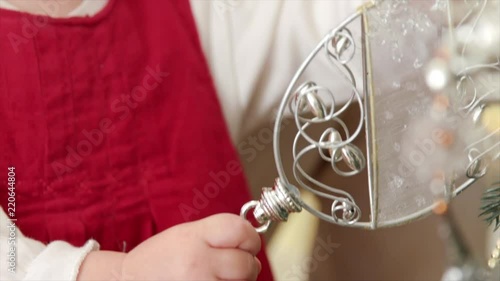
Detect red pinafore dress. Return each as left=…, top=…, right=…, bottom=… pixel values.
left=0, top=0, right=273, bottom=279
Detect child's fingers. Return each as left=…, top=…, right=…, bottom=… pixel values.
left=211, top=248, right=260, bottom=281
left=200, top=214, right=261, bottom=255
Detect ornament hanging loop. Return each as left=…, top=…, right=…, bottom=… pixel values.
left=240, top=178, right=302, bottom=233
left=240, top=201, right=272, bottom=233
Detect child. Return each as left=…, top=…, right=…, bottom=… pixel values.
left=0, top=0, right=359, bottom=280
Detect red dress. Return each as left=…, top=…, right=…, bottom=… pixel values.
left=0, top=0, right=273, bottom=279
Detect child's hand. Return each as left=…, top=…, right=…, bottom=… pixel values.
left=121, top=213, right=262, bottom=280
left=78, top=214, right=262, bottom=280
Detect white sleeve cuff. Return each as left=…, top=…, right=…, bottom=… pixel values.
left=23, top=240, right=100, bottom=281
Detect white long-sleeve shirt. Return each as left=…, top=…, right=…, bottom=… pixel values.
left=0, top=0, right=363, bottom=280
